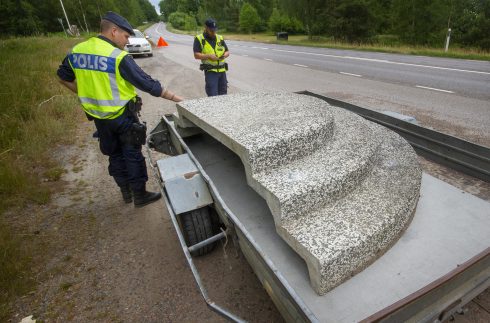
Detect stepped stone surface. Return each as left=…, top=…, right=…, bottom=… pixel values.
left=176, top=92, right=422, bottom=295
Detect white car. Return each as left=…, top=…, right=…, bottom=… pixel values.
left=125, top=29, right=153, bottom=57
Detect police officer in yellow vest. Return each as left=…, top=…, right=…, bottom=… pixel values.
left=57, top=12, right=183, bottom=208
left=193, top=18, right=230, bottom=96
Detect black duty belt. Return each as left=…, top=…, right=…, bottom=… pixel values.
left=200, top=63, right=228, bottom=71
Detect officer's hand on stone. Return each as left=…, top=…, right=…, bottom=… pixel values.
left=161, top=89, right=183, bottom=102
left=172, top=95, right=183, bottom=102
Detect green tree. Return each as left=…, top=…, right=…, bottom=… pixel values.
left=196, top=6, right=207, bottom=25
left=365, top=0, right=393, bottom=34
left=0, top=0, right=42, bottom=35
left=452, top=0, right=490, bottom=49
left=139, top=0, right=159, bottom=21
left=0, top=0, right=158, bottom=36
left=177, top=0, right=198, bottom=14
left=198, top=0, right=242, bottom=32
left=159, top=0, right=178, bottom=21
left=268, top=8, right=303, bottom=33
left=268, top=7, right=283, bottom=32
left=391, top=0, right=449, bottom=45
left=281, top=0, right=329, bottom=39
left=247, top=0, right=273, bottom=29
left=116, top=0, right=145, bottom=26
left=330, top=0, right=376, bottom=42
left=1, top=0, right=489, bottom=50
left=239, top=2, right=261, bottom=33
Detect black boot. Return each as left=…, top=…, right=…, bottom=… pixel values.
left=133, top=190, right=161, bottom=208
left=120, top=185, right=132, bottom=204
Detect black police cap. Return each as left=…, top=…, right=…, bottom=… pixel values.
left=102, top=11, right=135, bottom=36
left=205, top=18, right=218, bottom=30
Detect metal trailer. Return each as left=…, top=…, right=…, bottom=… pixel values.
left=146, top=93, right=490, bottom=323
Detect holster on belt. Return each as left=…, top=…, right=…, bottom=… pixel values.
left=127, top=96, right=143, bottom=121
left=122, top=96, right=147, bottom=146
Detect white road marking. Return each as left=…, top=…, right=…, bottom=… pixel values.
left=270, top=48, right=490, bottom=75
left=339, top=72, right=362, bottom=77
left=155, top=25, right=488, bottom=76
left=242, top=54, right=249, bottom=57
left=156, top=23, right=164, bottom=36
left=264, top=58, right=273, bottom=61
left=415, top=85, right=454, bottom=93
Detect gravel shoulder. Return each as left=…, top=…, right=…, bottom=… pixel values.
left=7, top=53, right=282, bottom=322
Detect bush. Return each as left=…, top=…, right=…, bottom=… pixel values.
left=168, top=12, right=186, bottom=29
left=373, top=34, right=402, bottom=46
left=184, top=14, right=197, bottom=31
left=268, top=8, right=304, bottom=34
left=168, top=11, right=197, bottom=31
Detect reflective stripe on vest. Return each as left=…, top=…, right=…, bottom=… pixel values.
left=68, top=37, right=137, bottom=119
left=196, top=33, right=226, bottom=73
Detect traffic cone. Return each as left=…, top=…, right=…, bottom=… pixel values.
left=157, top=37, right=168, bottom=47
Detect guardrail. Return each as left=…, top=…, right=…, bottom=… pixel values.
left=297, top=91, right=490, bottom=183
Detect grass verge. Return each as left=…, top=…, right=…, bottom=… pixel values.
left=0, top=220, right=33, bottom=320
left=166, top=24, right=490, bottom=61
left=165, top=23, right=196, bottom=36
left=0, top=36, right=84, bottom=320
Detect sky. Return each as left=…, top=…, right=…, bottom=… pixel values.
left=149, top=0, right=160, bottom=14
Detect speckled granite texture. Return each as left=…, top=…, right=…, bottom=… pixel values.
left=175, top=92, right=422, bottom=295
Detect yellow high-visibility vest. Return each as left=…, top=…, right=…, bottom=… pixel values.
left=196, top=33, right=227, bottom=73
left=68, top=37, right=136, bottom=119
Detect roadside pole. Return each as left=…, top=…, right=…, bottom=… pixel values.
left=78, top=0, right=90, bottom=34
left=58, top=18, right=67, bottom=37
left=59, top=0, right=72, bottom=34
left=445, top=28, right=451, bottom=52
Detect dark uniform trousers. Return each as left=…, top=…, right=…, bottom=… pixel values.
left=205, top=71, right=227, bottom=97
left=93, top=108, right=148, bottom=192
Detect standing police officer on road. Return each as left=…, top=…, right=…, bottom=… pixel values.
left=57, top=12, right=183, bottom=208
left=193, top=18, right=230, bottom=97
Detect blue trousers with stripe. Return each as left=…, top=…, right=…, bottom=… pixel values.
left=205, top=71, right=227, bottom=96
left=93, top=108, right=148, bottom=192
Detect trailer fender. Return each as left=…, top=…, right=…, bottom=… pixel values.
left=157, top=154, right=213, bottom=215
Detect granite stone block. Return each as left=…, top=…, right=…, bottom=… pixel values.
left=175, top=92, right=422, bottom=295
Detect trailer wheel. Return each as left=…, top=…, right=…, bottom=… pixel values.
left=181, top=207, right=216, bottom=256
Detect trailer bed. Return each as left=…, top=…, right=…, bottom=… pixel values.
left=183, top=132, right=490, bottom=322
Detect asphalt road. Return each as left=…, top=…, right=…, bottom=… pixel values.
left=144, top=23, right=490, bottom=147
left=147, top=23, right=490, bottom=100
